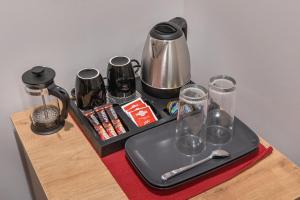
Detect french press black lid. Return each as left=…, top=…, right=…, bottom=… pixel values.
left=22, top=66, right=70, bottom=135
left=22, top=66, right=56, bottom=89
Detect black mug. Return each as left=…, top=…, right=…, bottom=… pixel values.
left=107, top=56, right=140, bottom=98
left=75, top=68, right=106, bottom=110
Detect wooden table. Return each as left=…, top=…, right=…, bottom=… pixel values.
left=11, top=109, right=300, bottom=200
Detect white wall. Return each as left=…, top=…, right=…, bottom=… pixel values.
left=2, top=0, right=300, bottom=199
left=0, top=0, right=183, bottom=199
left=185, top=0, right=300, bottom=165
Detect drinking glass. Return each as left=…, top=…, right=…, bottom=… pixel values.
left=207, top=75, right=236, bottom=145
left=176, top=84, right=208, bottom=155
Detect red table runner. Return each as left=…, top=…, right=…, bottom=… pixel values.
left=101, top=144, right=272, bottom=200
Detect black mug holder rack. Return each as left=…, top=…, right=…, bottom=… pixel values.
left=69, top=77, right=183, bottom=157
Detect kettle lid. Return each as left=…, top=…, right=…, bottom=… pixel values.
left=150, top=22, right=183, bottom=40
left=22, top=66, right=55, bottom=89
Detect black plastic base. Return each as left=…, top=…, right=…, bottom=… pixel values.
left=141, top=81, right=181, bottom=99
left=31, top=121, right=65, bottom=135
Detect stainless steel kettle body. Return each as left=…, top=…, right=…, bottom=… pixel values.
left=141, top=17, right=191, bottom=98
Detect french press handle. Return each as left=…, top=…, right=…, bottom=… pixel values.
left=48, top=84, right=70, bottom=122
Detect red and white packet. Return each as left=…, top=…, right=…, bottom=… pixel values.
left=122, top=98, right=147, bottom=113
left=129, top=106, right=158, bottom=127
left=121, top=98, right=157, bottom=127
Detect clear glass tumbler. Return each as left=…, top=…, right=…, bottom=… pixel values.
left=207, top=75, right=236, bottom=145
left=176, top=84, right=208, bottom=155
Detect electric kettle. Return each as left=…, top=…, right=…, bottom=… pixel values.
left=141, top=17, right=191, bottom=98
left=22, top=66, right=70, bottom=135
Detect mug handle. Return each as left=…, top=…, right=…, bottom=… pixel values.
left=131, top=59, right=141, bottom=74
left=70, top=88, right=76, bottom=100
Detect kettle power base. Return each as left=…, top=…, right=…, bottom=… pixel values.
left=69, top=77, right=182, bottom=157
left=141, top=80, right=182, bottom=99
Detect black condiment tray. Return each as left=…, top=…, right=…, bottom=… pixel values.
left=69, top=77, right=179, bottom=157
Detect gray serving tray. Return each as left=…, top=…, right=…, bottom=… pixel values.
left=125, top=117, right=259, bottom=189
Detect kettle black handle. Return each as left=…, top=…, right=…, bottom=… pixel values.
left=48, top=84, right=70, bottom=122
left=169, top=17, right=188, bottom=39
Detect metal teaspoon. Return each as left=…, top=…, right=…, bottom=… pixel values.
left=161, top=149, right=230, bottom=181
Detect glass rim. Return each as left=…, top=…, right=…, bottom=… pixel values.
left=209, top=75, right=236, bottom=92
left=179, top=84, right=208, bottom=102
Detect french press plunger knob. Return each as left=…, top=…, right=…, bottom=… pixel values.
left=22, top=66, right=70, bottom=135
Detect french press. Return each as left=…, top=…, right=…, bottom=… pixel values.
left=22, top=66, right=70, bottom=135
